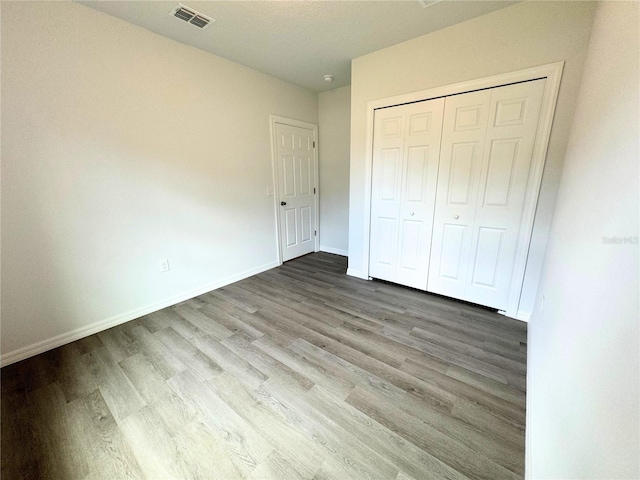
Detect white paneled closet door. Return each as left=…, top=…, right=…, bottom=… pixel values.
left=369, top=98, right=445, bottom=290
left=428, top=79, right=546, bottom=310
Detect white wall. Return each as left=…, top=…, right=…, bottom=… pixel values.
left=527, top=2, right=639, bottom=478
left=318, top=85, right=351, bottom=256
left=347, top=1, right=596, bottom=318
left=0, top=1, right=317, bottom=363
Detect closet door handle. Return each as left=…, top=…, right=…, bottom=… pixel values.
left=454, top=214, right=459, bottom=219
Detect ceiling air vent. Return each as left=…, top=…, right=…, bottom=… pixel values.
left=170, top=4, right=214, bottom=30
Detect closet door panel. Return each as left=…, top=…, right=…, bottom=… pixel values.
left=399, top=219, right=421, bottom=269
left=469, top=226, right=505, bottom=288
left=369, top=109, right=405, bottom=281
left=428, top=90, right=492, bottom=300
left=369, top=98, right=444, bottom=289
left=396, top=99, right=444, bottom=289
left=465, top=79, right=546, bottom=309
left=438, top=223, right=468, bottom=281
left=447, top=143, right=477, bottom=205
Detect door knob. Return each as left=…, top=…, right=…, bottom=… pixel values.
left=280, top=201, right=287, bottom=206
left=454, top=214, right=459, bottom=219
left=410, top=212, right=415, bottom=216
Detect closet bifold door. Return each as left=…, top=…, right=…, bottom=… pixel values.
left=369, top=98, right=445, bottom=290
left=428, top=79, right=546, bottom=310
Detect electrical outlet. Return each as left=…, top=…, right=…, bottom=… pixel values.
left=159, top=259, right=170, bottom=273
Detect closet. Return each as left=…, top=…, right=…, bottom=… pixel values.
left=369, top=79, right=546, bottom=311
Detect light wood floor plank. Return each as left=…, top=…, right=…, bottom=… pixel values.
left=167, top=369, right=273, bottom=478
left=205, top=371, right=328, bottom=478
left=261, top=378, right=400, bottom=480
left=306, top=385, right=471, bottom=480
left=346, top=386, right=521, bottom=480
left=73, top=389, right=145, bottom=480
left=81, top=348, right=146, bottom=422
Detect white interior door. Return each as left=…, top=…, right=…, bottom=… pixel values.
left=369, top=98, right=444, bottom=290
left=275, top=122, right=317, bottom=262
left=428, top=79, right=546, bottom=309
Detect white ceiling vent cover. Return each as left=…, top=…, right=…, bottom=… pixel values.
left=170, top=4, right=214, bottom=30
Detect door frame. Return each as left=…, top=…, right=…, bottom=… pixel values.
left=357, top=62, right=564, bottom=319
left=269, top=115, right=320, bottom=265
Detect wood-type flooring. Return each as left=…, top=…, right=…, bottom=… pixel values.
left=1, top=253, right=528, bottom=479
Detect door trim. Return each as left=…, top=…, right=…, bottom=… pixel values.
left=357, top=62, right=564, bottom=319
left=269, top=115, right=320, bottom=265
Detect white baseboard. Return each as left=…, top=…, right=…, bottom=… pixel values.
left=0, top=261, right=279, bottom=367
left=319, top=246, right=348, bottom=257
left=346, top=268, right=368, bottom=280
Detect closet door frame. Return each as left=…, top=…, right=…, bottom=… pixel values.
left=356, top=62, right=564, bottom=320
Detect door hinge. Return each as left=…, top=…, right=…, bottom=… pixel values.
left=314, top=187, right=316, bottom=194
left=313, top=141, right=316, bottom=148
left=314, top=230, right=317, bottom=236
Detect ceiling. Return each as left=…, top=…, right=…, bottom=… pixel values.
left=79, top=1, right=517, bottom=92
